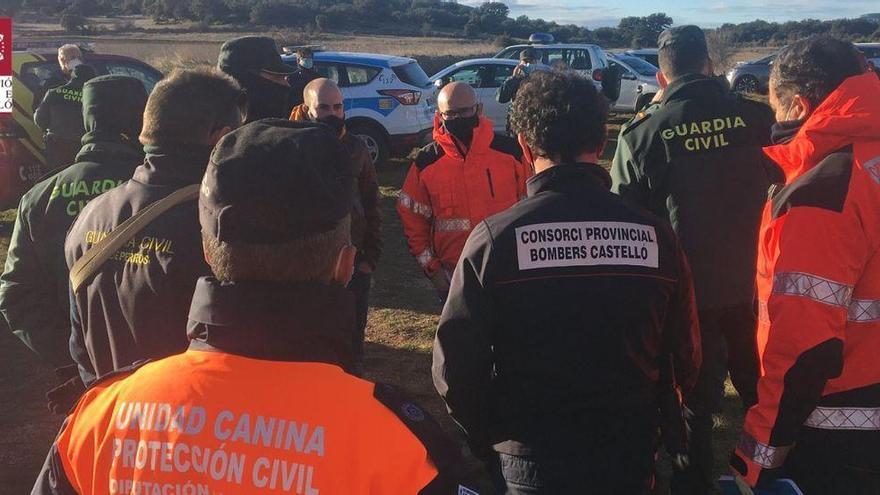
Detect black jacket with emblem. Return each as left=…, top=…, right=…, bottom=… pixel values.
left=33, top=277, right=481, bottom=494
left=611, top=74, right=781, bottom=310
left=433, top=163, right=702, bottom=457
left=64, top=144, right=214, bottom=385
left=0, top=75, right=146, bottom=369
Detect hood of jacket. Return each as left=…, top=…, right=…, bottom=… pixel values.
left=187, top=277, right=357, bottom=371
left=764, top=72, right=880, bottom=183
left=80, top=75, right=148, bottom=146
left=431, top=113, right=495, bottom=160
left=134, top=143, right=214, bottom=187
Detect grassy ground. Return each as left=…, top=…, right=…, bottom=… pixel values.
left=0, top=116, right=744, bottom=492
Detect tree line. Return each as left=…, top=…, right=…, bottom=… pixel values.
left=6, top=0, right=880, bottom=46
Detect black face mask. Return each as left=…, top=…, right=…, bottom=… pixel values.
left=238, top=72, right=290, bottom=122
left=316, top=115, right=346, bottom=138
left=770, top=118, right=805, bottom=145
left=442, top=114, right=480, bottom=147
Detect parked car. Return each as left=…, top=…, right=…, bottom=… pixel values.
left=282, top=50, right=434, bottom=165
left=608, top=55, right=661, bottom=113
left=429, top=58, right=519, bottom=133
left=623, top=48, right=659, bottom=68
left=1, top=47, right=162, bottom=209
left=856, top=43, right=880, bottom=69
left=727, top=53, right=776, bottom=94
left=494, top=38, right=611, bottom=88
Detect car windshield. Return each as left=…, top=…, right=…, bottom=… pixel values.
left=617, top=56, right=657, bottom=76
left=393, top=61, right=431, bottom=88
left=751, top=54, right=777, bottom=65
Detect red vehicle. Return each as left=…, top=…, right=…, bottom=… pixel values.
left=1, top=47, right=162, bottom=209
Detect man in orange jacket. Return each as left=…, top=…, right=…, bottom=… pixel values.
left=32, top=121, right=479, bottom=494
left=732, top=36, right=880, bottom=493
left=398, top=82, right=528, bottom=300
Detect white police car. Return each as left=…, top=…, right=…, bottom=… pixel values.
left=282, top=50, right=435, bottom=165
left=494, top=33, right=612, bottom=88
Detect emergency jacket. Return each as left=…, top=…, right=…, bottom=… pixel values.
left=734, top=72, right=880, bottom=486
left=64, top=144, right=214, bottom=385
left=433, top=163, right=701, bottom=457
left=33, top=278, right=479, bottom=494
left=290, top=105, right=383, bottom=269
left=398, top=115, right=528, bottom=275
left=0, top=76, right=146, bottom=368
left=612, top=74, right=780, bottom=310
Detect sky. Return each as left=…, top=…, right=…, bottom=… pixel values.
left=458, top=0, right=878, bottom=29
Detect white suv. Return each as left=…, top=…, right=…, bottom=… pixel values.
left=282, top=51, right=435, bottom=165
left=494, top=40, right=612, bottom=88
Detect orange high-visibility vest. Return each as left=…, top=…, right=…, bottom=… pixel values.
left=52, top=350, right=440, bottom=494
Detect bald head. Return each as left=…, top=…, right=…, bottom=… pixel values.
left=437, top=82, right=477, bottom=116
left=304, top=78, right=344, bottom=120
left=58, top=44, right=83, bottom=74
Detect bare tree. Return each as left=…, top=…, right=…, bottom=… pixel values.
left=707, top=29, right=737, bottom=75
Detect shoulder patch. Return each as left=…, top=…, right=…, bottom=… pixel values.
left=489, top=133, right=523, bottom=160
left=620, top=110, right=655, bottom=137
left=413, top=142, right=445, bottom=171
left=771, top=146, right=853, bottom=219
left=373, top=383, right=459, bottom=466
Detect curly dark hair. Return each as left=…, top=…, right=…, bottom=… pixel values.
left=509, top=71, right=608, bottom=162
left=771, top=35, right=865, bottom=108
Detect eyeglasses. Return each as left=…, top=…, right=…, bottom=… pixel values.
left=439, top=104, right=479, bottom=120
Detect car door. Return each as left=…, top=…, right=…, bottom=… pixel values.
left=443, top=64, right=503, bottom=127
left=610, top=61, right=637, bottom=112
left=484, top=64, right=515, bottom=132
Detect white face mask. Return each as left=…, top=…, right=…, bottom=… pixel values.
left=300, top=58, right=314, bottom=69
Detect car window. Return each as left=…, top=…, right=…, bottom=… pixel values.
left=448, top=66, right=483, bottom=86
left=102, top=61, right=161, bottom=93
left=344, top=65, right=381, bottom=86
left=542, top=49, right=592, bottom=70
left=490, top=65, right=514, bottom=88
left=392, top=62, right=431, bottom=88
left=18, top=61, right=64, bottom=93
left=617, top=56, right=658, bottom=76
left=314, top=63, right=341, bottom=83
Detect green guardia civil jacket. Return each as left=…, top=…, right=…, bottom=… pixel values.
left=0, top=76, right=146, bottom=368
left=611, top=74, right=781, bottom=311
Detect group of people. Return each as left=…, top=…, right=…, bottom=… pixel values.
left=0, top=23, right=877, bottom=495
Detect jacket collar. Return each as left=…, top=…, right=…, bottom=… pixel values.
left=133, top=143, right=213, bottom=187
left=661, top=73, right=727, bottom=104
left=527, top=163, right=612, bottom=197
left=74, top=139, right=144, bottom=165
left=432, top=114, right=495, bottom=160
left=187, top=277, right=356, bottom=370
left=763, top=72, right=880, bottom=183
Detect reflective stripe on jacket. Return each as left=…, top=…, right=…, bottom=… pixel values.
left=397, top=115, right=528, bottom=274
left=735, top=72, right=880, bottom=486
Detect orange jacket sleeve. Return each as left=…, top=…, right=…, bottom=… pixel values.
left=397, top=164, right=440, bottom=275
left=734, top=205, right=868, bottom=486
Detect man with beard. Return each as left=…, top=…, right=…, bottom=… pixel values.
left=290, top=78, right=381, bottom=373
left=398, top=82, right=529, bottom=301
left=217, top=36, right=294, bottom=122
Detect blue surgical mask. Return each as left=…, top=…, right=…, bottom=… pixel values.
left=300, top=58, right=314, bottom=69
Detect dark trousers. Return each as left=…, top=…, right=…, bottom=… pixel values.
left=347, top=269, right=371, bottom=369
left=784, top=427, right=880, bottom=495
left=489, top=417, right=658, bottom=494
left=672, top=304, right=759, bottom=494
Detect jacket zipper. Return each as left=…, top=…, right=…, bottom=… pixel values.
left=486, top=169, right=495, bottom=197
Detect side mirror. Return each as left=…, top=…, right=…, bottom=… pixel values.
left=598, top=65, right=622, bottom=102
